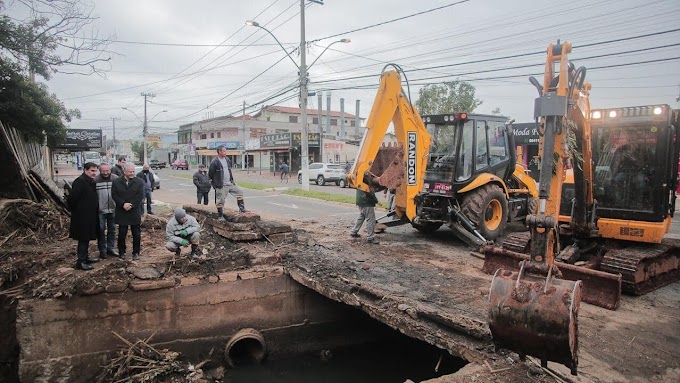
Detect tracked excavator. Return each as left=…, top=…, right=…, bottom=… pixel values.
left=348, top=64, right=537, bottom=246
left=484, top=40, right=680, bottom=375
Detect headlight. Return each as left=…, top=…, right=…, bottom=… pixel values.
left=653, top=106, right=663, bottom=115
left=608, top=110, right=617, bottom=118
left=592, top=111, right=602, bottom=119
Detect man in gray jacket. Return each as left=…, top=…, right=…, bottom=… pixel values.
left=166, top=208, right=201, bottom=257
left=94, top=163, right=119, bottom=258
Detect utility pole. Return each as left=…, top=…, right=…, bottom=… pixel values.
left=242, top=100, right=246, bottom=170
left=141, top=92, right=155, bottom=165
left=317, top=93, right=323, bottom=162
left=299, top=0, right=310, bottom=190
left=111, top=117, right=120, bottom=161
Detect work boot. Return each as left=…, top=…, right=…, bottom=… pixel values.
left=175, top=247, right=181, bottom=257
left=237, top=199, right=247, bottom=213
left=217, top=207, right=225, bottom=221
left=118, top=253, right=126, bottom=260
left=99, top=251, right=107, bottom=260
left=350, top=233, right=360, bottom=238
left=85, top=256, right=100, bottom=264
left=107, top=249, right=120, bottom=257
left=367, top=237, right=380, bottom=245
left=190, top=244, right=200, bottom=258
left=132, top=253, right=140, bottom=261
left=75, top=261, right=94, bottom=271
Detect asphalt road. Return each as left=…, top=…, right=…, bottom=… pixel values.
left=151, top=168, right=364, bottom=221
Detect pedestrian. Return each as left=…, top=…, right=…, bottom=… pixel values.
left=94, top=163, right=119, bottom=259
left=350, top=187, right=380, bottom=244
left=67, top=162, right=100, bottom=270
left=165, top=208, right=201, bottom=258
left=193, top=164, right=211, bottom=205
left=209, top=145, right=248, bottom=220
left=136, top=163, right=155, bottom=215
left=112, top=156, right=126, bottom=177
left=279, top=161, right=289, bottom=182
left=386, top=188, right=396, bottom=212
left=112, top=163, right=144, bottom=261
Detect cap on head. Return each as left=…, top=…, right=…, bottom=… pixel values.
left=174, top=208, right=186, bottom=221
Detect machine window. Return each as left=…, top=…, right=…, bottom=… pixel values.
left=488, top=121, right=507, bottom=166
left=456, top=121, right=475, bottom=181
left=475, top=121, right=488, bottom=170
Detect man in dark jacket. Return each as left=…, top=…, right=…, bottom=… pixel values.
left=94, top=163, right=119, bottom=259
left=112, top=156, right=126, bottom=177
left=68, top=162, right=100, bottom=270
left=112, top=163, right=144, bottom=260
left=350, top=188, right=380, bottom=244
left=193, top=164, right=211, bottom=205
left=136, top=164, right=155, bottom=215
left=208, top=146, right=247, bottom=220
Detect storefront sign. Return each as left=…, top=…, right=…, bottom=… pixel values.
left=208, top=141, right=240, bottom=149
left=512, top=123, right=540, bottom=145
left=261, top=133, right=291, bottom=148
left=53, top=129, right=102, bottom=149
left=292, top=132, right=320, bottom=147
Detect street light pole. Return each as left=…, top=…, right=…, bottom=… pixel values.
left=141, top=92, right=155, bottom=165
left=299, top=0, right=310, bottom=190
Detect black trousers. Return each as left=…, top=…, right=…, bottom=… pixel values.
left=118, top=224, right=141, bottom=255
left=197, top=191, right=209, bottom=205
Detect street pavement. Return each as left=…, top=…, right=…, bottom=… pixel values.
left=52, top=162, right=366, bottom=223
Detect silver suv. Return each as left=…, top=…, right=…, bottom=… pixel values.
left=298, top=163, right=346, bottom=186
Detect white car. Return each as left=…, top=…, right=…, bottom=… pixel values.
left=298, top=163, right=346, bottom=186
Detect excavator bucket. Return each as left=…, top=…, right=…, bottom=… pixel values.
left=370, top=144, right=404, bottom=190
left=483, top=245, right=622, bottom=310
left=489, top=262, right=582, bottom=376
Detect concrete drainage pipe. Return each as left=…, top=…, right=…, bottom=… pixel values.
left=224, top=328, right=267, bottom=367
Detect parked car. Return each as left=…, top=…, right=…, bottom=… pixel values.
left=171, top=159, right=189, bottom=170
left=297, top=163, right=346, bottom=186
left=149, top=159, right=166, bottom=169
left=134, top=166, right=160, bottom=190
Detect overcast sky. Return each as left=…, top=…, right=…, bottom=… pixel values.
left=14, top=0, right=680, bottom=140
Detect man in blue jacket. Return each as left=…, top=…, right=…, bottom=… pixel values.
left=209, top=146, right=247, bottom=221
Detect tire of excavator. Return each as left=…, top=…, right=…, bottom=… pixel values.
left=411, top=222, right=443, bottom=234
left=461, top=183, right=509, bottom=241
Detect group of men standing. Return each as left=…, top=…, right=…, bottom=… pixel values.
left=68, top=158, right=146, bottom=270
left=68, top=145, right=247, bottom=271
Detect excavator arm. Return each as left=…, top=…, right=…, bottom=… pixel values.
left=348, top=68, right=431, bottom=221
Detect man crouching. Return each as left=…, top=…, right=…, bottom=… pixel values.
left=166, top=208, right=201, bottom=257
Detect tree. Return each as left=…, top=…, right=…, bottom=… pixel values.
left=0, top=0, right=112, bottom=144
left=0, top=59, right=80, bottom=145
left=130, top=141, right=153, bottom=164
left=0, top=0, right=114, bottom=79
left=415, top=80, right=482, bottom=115
left=491, top=107, right=502, bottom=115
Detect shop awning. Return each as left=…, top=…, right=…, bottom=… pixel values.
left=196, top=149, right=240, bottom=155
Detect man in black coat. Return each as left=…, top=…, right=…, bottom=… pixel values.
left=112, top=163, right=144, bottom=260
left=67, top=162, right=100, bottom=270
left=192, top=164, right=211, bottom=205
left=112, top=156, right=126, bottom=177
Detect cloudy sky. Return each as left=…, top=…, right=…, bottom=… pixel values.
left=12, top=0, right=680, bottom=140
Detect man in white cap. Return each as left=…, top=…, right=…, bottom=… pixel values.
left=165, top=208, right=201, bottom=257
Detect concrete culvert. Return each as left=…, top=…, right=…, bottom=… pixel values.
left=224, top=328, right=267, bottom=368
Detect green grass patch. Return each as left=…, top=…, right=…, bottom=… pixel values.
left=283, top=189, right=356, bottom=205
left=174, top=174, right=193, bottom=180
left=237, top=181, right=278, bottom=190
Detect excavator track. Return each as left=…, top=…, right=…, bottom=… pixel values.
left=600, top=244, right=680, bottom=295
left=502, top=231, right=531, bottom=253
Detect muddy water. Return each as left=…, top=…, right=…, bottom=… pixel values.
left=227, top=330, right=467, bottom=382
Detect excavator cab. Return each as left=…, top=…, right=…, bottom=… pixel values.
left=414, top=114, right=536, bottom=243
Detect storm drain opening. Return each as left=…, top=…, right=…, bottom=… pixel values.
left=224, top=295, right=468, bottom=382
left=225, top=328, right=267, bottom=367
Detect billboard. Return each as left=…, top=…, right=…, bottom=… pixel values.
left=53, top=129, right=103, bottom=149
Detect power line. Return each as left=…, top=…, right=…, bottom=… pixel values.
left=309, top=0, right=473, bottom=43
